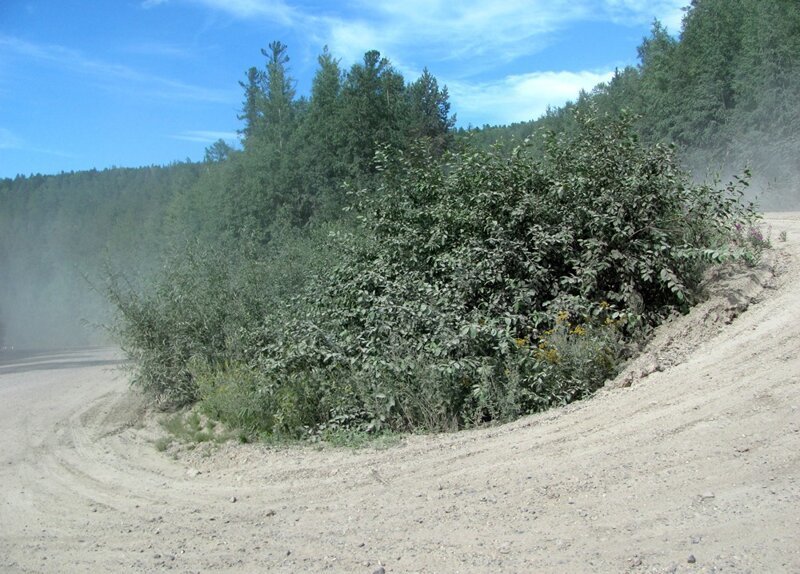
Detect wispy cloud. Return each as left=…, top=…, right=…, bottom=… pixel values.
left=145, top=0, right=687, bottom=73
left=337, top=1, right=584, bottom=64
left=124, top=41, right=194, bottom=59
left=131, top=0, right=687, bottom=128
left=136, top=0, right=587, bottom=71
left=295, top=1, right=592, bottom=75
left=144, top=0, right=297, bottom=25
left=0, top=127, right=22, bottom=150
left=0, top=35, right=236, bottom=104
left=203, top=0, right=296, bottom=23
left=171, top=130, right=240, bottom=143
left=601, top=0, right=687, bottom=31
left=330, top=0, right=689, bottom=70
left=0, top=127, right=76, bottom=158
left=450, top=69, right=615, bottom=126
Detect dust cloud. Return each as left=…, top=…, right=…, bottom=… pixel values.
left=686, top=134, right=800, bottom=212
left=0, top=254, right=113, bottom=350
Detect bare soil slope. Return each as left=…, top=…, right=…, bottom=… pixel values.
left=2, top=215, right=799, bottom=574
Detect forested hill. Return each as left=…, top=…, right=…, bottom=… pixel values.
left=462, top=0, right=800, bottom=210
left=0, top=163, right=203, bottom=348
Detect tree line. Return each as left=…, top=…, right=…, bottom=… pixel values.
left=171, top=42, right=455, bottom=247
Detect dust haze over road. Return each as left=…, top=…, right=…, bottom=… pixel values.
left=1, top=216, right=799, bottom=573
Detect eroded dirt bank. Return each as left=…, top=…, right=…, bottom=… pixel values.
left=1, top=215, right=799, bottom=573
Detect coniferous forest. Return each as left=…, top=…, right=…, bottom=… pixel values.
left=1, top=0, right=797, bottom=438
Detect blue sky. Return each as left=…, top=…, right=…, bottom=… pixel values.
left=0, top=0, right=687, bottom=178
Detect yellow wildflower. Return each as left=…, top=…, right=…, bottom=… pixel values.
left=541, top=348, right=560, bottom=364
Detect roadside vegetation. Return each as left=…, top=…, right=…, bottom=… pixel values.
left=109, top=108, right=762, bottom=441
left=1, top=0, right=794, bottom=442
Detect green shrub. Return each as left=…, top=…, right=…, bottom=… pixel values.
left=105, top=225, right=332, bottom=408
left=110, top=109, right=760, bottom=438
left=157, top=409, right=227, bottom=447
left=285, top=110, right=757, bottom=431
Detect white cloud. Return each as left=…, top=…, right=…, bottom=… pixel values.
left=165, top=0, right=297, bottom=25
left=316, top=1, right=588, bottom=72
left=155, top=0, right=688, bottom=72
left=133, top=0, right=687, bottom=128
left=171, top=130, right=240, bottom=143
left=133, top=0, right=691, bottom=106
left=319, top=18, right=382, bottom=65
left=0, top=35, right=236, bottom=104
left=450, top=69, right=615, bottom=126
left=600, top=0, right=687, bottom=31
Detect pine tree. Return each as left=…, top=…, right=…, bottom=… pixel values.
left=404, top=68, right=456, bottom=157
left=294, top=46, right=346, bottom=216
left=238, top=66, right=265, bottom=142
left=636, top=20, right=679, bottom=144
left=261, top=40, right=296, bottom=153
left=340, top=50, right=406, bottom=175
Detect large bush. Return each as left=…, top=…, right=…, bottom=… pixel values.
left=112, top=111, right=758, bottom=437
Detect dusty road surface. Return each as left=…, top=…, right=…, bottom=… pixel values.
left=1, top=215, right=799, bottom=574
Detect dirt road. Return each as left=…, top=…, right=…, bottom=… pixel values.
left=2, top=216, right=799, bottom=573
